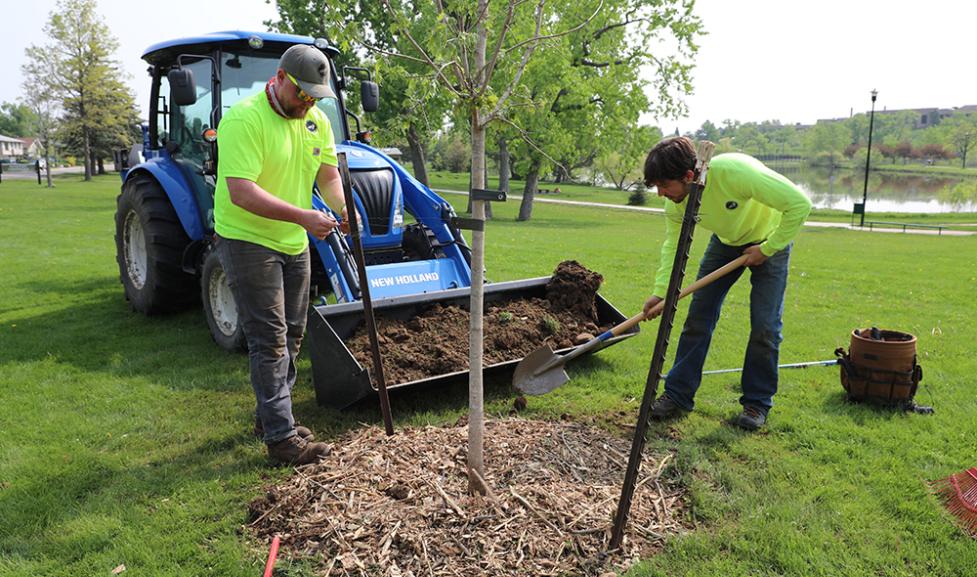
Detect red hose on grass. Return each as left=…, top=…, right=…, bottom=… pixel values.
left=262, top=535, right=280, bottom=577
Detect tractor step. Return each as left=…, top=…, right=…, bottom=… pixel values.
left=306, top=277, right=638, bottom=409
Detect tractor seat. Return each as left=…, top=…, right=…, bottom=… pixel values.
left=348, top=168, right=395, bottom=236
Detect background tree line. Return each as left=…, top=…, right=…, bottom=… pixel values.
left=691, top=110, right=977, bottom=170
left=2, top=0, right=140, bottom=184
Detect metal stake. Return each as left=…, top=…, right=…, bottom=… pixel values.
left=337, top=152, right=394, bottom=436
left=610, top=141, right=715, bottom=550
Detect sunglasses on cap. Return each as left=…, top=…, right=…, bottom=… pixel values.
left=285, top=72, right=321, bottom=104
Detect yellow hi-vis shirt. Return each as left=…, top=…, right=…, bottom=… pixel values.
left=653, top=153, right=812, bottom=297
left=214, top=91, right=338, bottom=255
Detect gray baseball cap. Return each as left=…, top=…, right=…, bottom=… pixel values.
left=279, top=44, right=336, bottom=99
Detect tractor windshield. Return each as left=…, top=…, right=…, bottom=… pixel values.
left=220, top=51, right=345, bottom=145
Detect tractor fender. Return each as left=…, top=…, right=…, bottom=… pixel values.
left=123, top=161, right=205, bottom=241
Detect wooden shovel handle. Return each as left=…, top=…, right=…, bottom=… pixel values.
left=609, top=254, right=749, bottom=338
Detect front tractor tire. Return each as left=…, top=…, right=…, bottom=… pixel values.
left=201, top=250, right=247, bottom=352
left=115, top=174, right=197, bottom=314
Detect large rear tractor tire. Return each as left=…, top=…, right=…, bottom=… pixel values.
left=201, top=250, right=247, bottom=352
left=115, top=173, right=198, bottom=314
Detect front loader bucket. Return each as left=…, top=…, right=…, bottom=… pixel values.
left=306, top=277, right=638, bottom=409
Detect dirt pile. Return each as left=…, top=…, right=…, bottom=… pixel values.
left=545, top=259, right=603, bottom=321
left=345, top=261, right=609, bottom=385
left=248, top=418, right=687, bottom=576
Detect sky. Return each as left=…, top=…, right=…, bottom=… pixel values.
left=3, top=0, right=976, bottom=135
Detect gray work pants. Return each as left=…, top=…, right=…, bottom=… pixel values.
left=216, top=236, right=310, bottom=444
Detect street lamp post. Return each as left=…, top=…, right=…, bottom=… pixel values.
left=860, top=89, right=878, bottom=227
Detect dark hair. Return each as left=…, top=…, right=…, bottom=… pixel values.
left=643, top=136, right=697, bottom=185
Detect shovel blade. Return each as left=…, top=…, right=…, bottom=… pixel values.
left=512, top=346, right=570, bottom=396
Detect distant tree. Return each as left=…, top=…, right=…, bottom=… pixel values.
left=803, top=122, right=848, bottom=167
left=730, top=123, right=769, bottom=155
left=431, top=131, right=471, bottom=173
left=0, top=102, right=37, bottom=137
left=595, top=125, right=661, bottom=190
left=694, top=120, right=720, bottom=142
left=942, top=113, right=977, bottom=169
left=843, top=143, right=860, bottom=159
left=627, top=184, right=647, bottom=206
left=876, top=143, right=896, bottom=164
left=918, top=143, right=948, bottom=163
left=893, top=141, right=913, bottom=164
left=24, top=0, right=137, bottom=181
left=19, top=81, right=57, bottom=187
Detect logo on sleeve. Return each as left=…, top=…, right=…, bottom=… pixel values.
left=725, top=201, right=738, bottom=210
left=306, top=120, right=318, bottom=133
left=312, top=147, right=321, bottom=157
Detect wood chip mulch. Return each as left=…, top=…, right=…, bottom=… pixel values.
left=247, top=418, right=688, bottom=577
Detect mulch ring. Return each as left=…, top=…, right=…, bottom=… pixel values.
left=248, top=418, right=688, bottom=576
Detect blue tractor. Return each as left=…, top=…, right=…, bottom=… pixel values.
left=116, top=31, right=635, bottom=408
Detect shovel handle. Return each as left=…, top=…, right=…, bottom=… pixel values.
left=608, top=254, right=750, bottom=339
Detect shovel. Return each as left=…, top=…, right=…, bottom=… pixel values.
left=513, top=254, right=749, bottom=395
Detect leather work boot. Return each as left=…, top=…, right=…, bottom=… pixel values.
left=267, top=435, right=331, bottom=465
left=649, top=394, right=685, bottom=421
left=734, top=405, right=767, bottom=430
left=254, top=417, right=314, bottom=441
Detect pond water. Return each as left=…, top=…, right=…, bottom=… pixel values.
left=769, top=164, right=977, bottom=213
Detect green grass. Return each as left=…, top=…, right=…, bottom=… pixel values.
left=2, top=175, right=976, bottom=576
left=833, top=161, right=977, bottom=178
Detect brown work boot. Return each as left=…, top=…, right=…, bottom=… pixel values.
left=267, top=435, right=330, bottom=465
left=254, top=417, right=314, bottom=441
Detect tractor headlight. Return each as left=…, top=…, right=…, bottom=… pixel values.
left=393, top=200, right=404, bottom=228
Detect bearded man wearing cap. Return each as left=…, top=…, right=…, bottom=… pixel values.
left=213, top=44, right=346, bottom=465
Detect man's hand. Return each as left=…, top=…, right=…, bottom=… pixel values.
left=643, top=295, right=664, bottom=320
left=301, top=209, right=339, bottom=240
left=743, top=245, right=768, bottom=267
left=338, top=205, right=362, bottom=235
left=339, top=205, right=350, bottom=234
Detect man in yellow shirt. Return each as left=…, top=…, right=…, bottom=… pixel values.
left=642, top=137, right=812, bottom=430
left=214, top=44, right=347, bottom=464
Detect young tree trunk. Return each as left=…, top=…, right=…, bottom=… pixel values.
left=498, top=137, right=510, bottom=194
left=83, top=130, right=92, bottom=181
left=467, top=2, right=488, bottom=496
left=406, top=122, right=429, bottom=186
left=518, top=157, right=541, bottom=221
left=43, top=146, right=53, bottom=188
left=97, top=156, right=105, bottom=175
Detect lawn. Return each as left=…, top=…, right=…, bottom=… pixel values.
left=1, top=175, right=975, bottom=576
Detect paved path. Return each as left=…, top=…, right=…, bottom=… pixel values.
left=432, top=188, right=975, bottom=237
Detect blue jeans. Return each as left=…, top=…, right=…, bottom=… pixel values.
left=216, top=237, right=310, bottom=444
left=663, top=235, right=792, bottom=413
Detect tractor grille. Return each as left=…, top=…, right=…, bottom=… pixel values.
left=349, top=169, right=394, bottom=235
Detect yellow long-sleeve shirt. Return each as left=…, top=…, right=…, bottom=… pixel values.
left=653, top=153, right=812, bottom=297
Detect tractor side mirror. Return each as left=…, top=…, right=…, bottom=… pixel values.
left=360, top=80, right=379, bottom=113
left=168, top=68, right=197, bottom=106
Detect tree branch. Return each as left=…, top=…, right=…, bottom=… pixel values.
left=478, top=0, right=518, bottom=94
left=501, top=0, right=603, bottom=56
left=497, top=114, right=565, bottom=172
left=480, top=0, right=546, bottom=126
left=483, top=0, right=605, bottom=126
left=377, top=1, right=467, bottom=98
